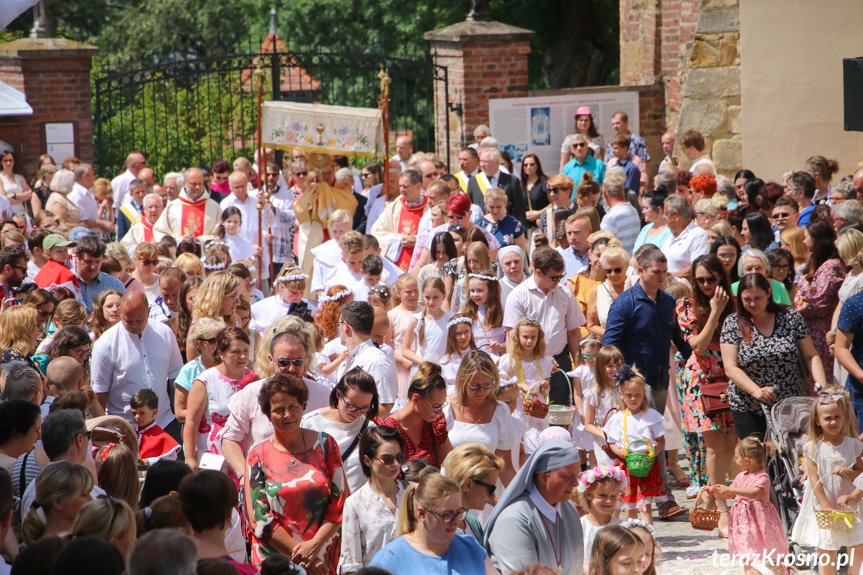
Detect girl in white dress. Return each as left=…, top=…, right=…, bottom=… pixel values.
left=791, top=386, right=863, bottom=572
left=498, top=318, right=553, bottom=439
left=461, top=271, right=506, bottom=355
left=439, top=314, right=479, bottom=394
left=583, top=346, right=625, bottom=467
left=576, top=465, right=625, bottom=573
left=250, top=266, right=317, bottom=334
left=569, top=334, right=603, bottom=455
left=494, top=376, right=527, bottom=470
left=388, top=274, right=420, bottom=399
left=401, top=277, right=453, bottom=367
left=219, top=207, right=269, bottom=281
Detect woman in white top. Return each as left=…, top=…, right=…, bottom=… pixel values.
left=586, top=242, right=629, bottom=336
left=301, top=367, right=379, bottom=493
left=401, top=277, right=452, bottom=367
left=442, top=443, right=503, bottom=542
left=0, top=150, right=36, bottom=218
left=444, top=350, right=516, bottom=487
left=339, top=426, right=406, bottom=575
left=131, top=241, right=161, bottom=304
left=184, top=326, right=252, bottom=473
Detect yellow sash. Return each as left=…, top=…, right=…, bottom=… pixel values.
left=120, top=204, right=142, bottom=226
left=476, top=173, right=489, bottom=197
left=455, top=171, right=469, bottom=193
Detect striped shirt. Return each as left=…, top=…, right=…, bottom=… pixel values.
left=600, top=201, right=641, bottom=254
left=76, top=271, right=126, bottom=312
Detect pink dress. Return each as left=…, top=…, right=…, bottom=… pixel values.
left=388, top=305, right=416, bottom=399
left=796, top=258, right=845, bottom=388
left=728, top=470, right=788, bottom=562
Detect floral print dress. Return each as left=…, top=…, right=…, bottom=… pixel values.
left=796, top=258, right=845, bottom=388
left=246, top=432, right=348, bottom=571
left=675, top=298, right=735, bottom=433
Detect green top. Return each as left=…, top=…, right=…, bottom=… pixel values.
left=731, top=278, right=792, bottom=306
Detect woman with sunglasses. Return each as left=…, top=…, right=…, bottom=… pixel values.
left=184, top=326, right=252, bottom=474
left=378, top=362, right=454, bottom=468
left=537, top=174, right=574, bottom=248
left=586, top=241, right=629, bottom=337
left=131, top=242, right=162, bottom=305
left=173, top=318, right=227, bottom=424
left=444, top=351, right=516, bottom=494
left=339, top=425, right=407, bottom=574
left=370, top=472, right=495, bottom=575
left=22, top=287, right=56, bottom=340
left=302, top=368, right=380, bottom=493
left=676, top=254, right=738, bottom=536
left=245, top=373, right=347, bottom=572
left=442, top=443, right=503, bottom=543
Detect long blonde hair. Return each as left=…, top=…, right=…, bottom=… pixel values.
left=395, top=472, right=460, bottom=536
left=71, top=496, right=136, bottom=545
left=22, top=462, right=94, bottom=543
left=191, top=271, right=238, bottom=323
left=453, top=349, right=499, bottom=408
left=505, top=318, right=547, bottom=362
left=0, top=304, right=38, bottom=356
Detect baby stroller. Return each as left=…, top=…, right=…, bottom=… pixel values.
left=763, top=395, right=816, bottom=569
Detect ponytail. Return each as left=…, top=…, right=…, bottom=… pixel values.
left=395, top=483, right=419, bottom=537
left=395, top=472, right=460, bottom=537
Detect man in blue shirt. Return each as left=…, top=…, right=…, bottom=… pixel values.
left=608, top=134, right=641, bottom=194
left=787, top=171, right=816, bottom=226
left=835, top=289, right=863, bottom=431
left=562, top=134, right=605, bottom=200
left=604, top=111, right=651, bottom=166
left=74, top=234, right=126, bottom=312
left=603, top=247, right=690, bottom=519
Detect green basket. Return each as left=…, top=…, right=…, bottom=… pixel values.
left=625, top=440, right=655, bottom=477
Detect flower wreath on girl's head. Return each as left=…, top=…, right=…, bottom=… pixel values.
left=577, top=464, right=628, bottom=493
left=621, top=518, right=656, bottom=535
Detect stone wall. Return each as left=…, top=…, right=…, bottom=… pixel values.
left=673, top=0, right=741, bottom=175
left=619, top=0, right=701, bottom=128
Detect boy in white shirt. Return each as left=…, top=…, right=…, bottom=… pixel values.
left=325, top=231, right=365, bottom=290
left=351, top=255, right=385, bottom=302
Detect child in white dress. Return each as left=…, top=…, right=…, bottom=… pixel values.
left=583, top=345, right=625, bottom=466
left=461, top=271, right=507, bottom=355
left=791, top=386, right=863, bottom=574
left=576, top=465, right=626, bottom=573
left=439, top=314, right=480, bottom=394
left=498, top=318, right=554, bottom=438
left=401, top=277, right=453, bottom=367
left=569, top=334, right=602, bottom=456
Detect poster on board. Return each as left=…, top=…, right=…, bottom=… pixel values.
left=489, top=91, right=639, bottom=174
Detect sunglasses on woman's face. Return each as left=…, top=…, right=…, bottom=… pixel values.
left=376, top=453, right=407, bottom=465
left=468, top=382, right=495, bottom=391
left=694, top=275, right=719, bottom=286
left=603, top=267, right=623, bottom=275
left=140, top=259, right=159, bottom=266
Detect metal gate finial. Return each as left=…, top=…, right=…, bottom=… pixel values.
left=269, top=8, right=277, bottom=36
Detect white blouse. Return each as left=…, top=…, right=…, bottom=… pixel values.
left=300, top=409, right=376, bottom=494
left=604, top=408, right=665, bottom=454
left=412, top=311, right=453, bottom=364
left=471, top=305, right=506, bottom=352
left=339, top=482, right=405, bottom=573
left=444, top=400, right=514, bottom=454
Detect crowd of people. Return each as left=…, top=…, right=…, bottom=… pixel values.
left=0, top=110, right=861, bottom=575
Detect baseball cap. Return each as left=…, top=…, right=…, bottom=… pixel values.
left=575, top=106, right=592, bottom=117
left=43, top=234, right=76, bottom=251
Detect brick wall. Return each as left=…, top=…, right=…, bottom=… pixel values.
left=425, top=21, right=534, bottom=170
left=620, top=0, right=701, bottom=128
left=0, top=39, right=98, bottom=175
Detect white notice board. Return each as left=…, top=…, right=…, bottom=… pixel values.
left=45, top=122, right=76, bottom=165
left=489, top=92, right=639, bottom=173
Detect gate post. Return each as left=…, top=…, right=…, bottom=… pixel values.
left=425, top=21, right=533, bottom=169
left=0, top=38, right=98, bottom=174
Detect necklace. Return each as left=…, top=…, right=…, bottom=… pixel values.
left=277, top=431, right=307, bottom=464
left=462, top=402, right=488, bottom=425
left=539, top=513, right=562, bottom=568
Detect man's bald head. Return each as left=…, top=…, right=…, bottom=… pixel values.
left=126, top=152, right=147, bottom=176
left=229, top=171, right=248, bottom=198
left=184, top=168, right=205, bottom=200
left=138, top=168, right=155, bottom=187
left=371, top=307, right=390, bottom=346
left=46, top=357, right=85, bottom=394
left=121, top=292, right=150, bottom=335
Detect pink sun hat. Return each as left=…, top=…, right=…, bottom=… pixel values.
left=575, top=106, right=593, bottom=117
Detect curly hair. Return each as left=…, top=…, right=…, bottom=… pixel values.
left=314, top=285, right=353, bottom=341
left=89, top=289, right=123, bottom=340
left=191, top=271, right=239, bottom=323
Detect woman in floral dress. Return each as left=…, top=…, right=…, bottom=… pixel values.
left=184, top=326, right=253, bottom=474
left=246, top=374, right=347, bottom=573
left=676, top=255, right=738, bottom=536
left=479, top=188, right=527, bottom=253
left=796, top=219, right=845, bottom=388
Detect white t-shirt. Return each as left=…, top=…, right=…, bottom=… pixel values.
left=301, top=409, right=376, bottom=494
left=661, top=220, right=708, bottom=274
left=604, top=408, right=665, bottom=453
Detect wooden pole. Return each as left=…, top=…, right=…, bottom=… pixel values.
left=378, top=66, right=391, bottom=202
left=254, top=62, right=264, bottom=291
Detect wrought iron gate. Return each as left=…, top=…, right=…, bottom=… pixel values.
left=92, top=42, right=449, bottom=178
